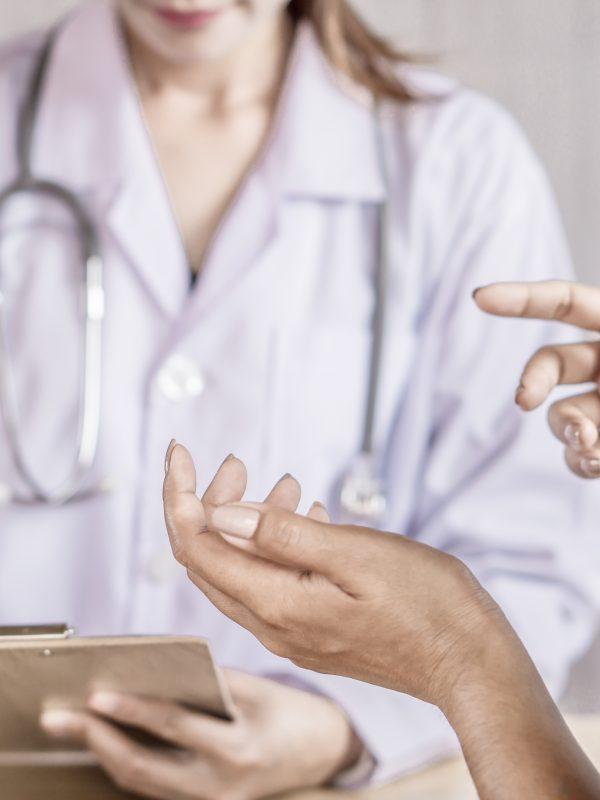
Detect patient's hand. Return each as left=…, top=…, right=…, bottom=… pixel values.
left=474, top=280, right=600, bottom=479
left=163, top=445, right=600, bottom=800
left=40, top=448, right=359, bottom=799
left=163, top=443, right=508, bottom=712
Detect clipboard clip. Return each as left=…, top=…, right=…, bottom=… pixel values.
left=0, top=624, right=76, bottom=641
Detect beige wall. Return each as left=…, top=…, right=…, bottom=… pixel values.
left=1, top=0, right=599, bottom=282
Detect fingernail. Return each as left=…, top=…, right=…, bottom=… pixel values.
left=581, top=458, right=600, bottom=477
left=279, top=473, right=294, bottom=482
left=40, top=710, right=80, bottom=736
left=211, top=503, right=260, bottom=539
left=165, top=439, right=177, bottom=475
left=565, top=424, right=582, bottom=449
left=515, top=385, right=526, bottom=405
left=472, top=287, right=482, bottom=299
left=88, top=692, right=121, bottom=715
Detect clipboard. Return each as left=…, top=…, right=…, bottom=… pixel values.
left=0, top=624, right=235, bottom=798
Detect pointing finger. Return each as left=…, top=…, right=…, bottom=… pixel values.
left=474, top=280, right=600, bottom=331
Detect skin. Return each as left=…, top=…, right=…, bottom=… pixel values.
left=162, top=444, right=600, bottom=799
left=41, top=3, right=362, bottom=797
left=120, top=0, right=293, bottom=273
left=474, top=280, right=600, bottom=479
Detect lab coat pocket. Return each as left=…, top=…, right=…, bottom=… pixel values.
left=296, top=323, right=371, bottom=463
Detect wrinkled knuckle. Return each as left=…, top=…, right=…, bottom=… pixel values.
left=277, top=517, right=303, bottom=553
left=554, top=287, right=574, bottom=321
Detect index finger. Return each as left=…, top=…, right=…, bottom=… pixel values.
left=474, top=281, right=600, bottom=332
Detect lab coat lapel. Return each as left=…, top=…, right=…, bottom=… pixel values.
left=31, top=0, right=189, bottom=319
left=181, top=22, right=387, bottom=327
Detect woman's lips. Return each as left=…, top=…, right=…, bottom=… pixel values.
left=154, top=7, right=223, bottom=30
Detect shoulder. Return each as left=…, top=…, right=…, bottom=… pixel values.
left=390, top=66, right=548, bottom=196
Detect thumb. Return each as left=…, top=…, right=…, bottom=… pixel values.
left=209, top=503, right=365, bottom=584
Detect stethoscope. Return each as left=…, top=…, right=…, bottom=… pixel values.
left=0, top=30, right=389, bottom=523
left=0, top=30, right=105, bottom=506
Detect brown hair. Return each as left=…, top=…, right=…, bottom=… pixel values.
left=287, top=0, right=413, bottom=102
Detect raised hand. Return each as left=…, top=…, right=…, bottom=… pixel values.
left=474, top=280, right=600, bottom=478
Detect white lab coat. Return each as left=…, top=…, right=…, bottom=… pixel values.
left=0, top=0, right=597, bottom=783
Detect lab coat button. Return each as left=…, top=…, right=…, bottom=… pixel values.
left=156, top=355, right=205, bottom=402
left=145, top=551, right=180, bottom=585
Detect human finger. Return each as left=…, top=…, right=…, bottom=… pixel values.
left=220, top=475, right=302, bottom=555
left=87, top=691, right=235, bottom=754
left=547, top=391, right=600, bottom=451
left=201, top=452, right=247, bottom=507
left=565, top=446, right=600, bottom=480
left=164, top=444, right=248, bottom=567
left=40, top=709, right=88, bottom=742
left=474, top=281, right=600, bottom=331
left=163, top=443, right=206, bottom=564
left=264, top=473, right=302, bottom=511
left=42, top=711, right=181, bottom=799
left=307, top=501, right=331, bottom=523
left=172, top=496, right=304, bottom=621
left=209, top=504, right=382, bottom=590
left=516, top=342, right=600, bottom=411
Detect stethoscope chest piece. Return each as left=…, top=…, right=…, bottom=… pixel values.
left=339, top=453, right=387, bottom=525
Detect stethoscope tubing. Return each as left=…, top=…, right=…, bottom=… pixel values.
left=0, top=30, right=105, bottom=505
left=0, top=26, right=389, bottom=514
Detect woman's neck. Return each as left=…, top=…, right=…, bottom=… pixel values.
left=124, top=12, right=294, bottom=115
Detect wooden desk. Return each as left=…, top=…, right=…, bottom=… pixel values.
left=290, top=716, right=600, bottom=800
left=2, top=716, right=599, bottom=800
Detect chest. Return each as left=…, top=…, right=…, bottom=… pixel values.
left=0, top=196, right=417, bottom=501
left=142, top=100, right=274, bottom=273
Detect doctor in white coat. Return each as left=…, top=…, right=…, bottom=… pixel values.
left=0, top=1, right=597, bottom=797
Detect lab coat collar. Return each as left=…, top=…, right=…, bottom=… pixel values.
left=31, top=1, right=189, bottom=319
left=29, top=2, right=386, bottom=322
left=267, top=23, right=387, bottom=204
